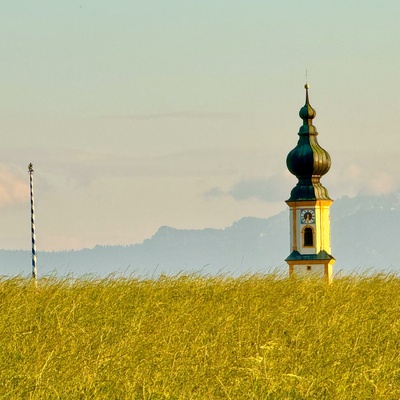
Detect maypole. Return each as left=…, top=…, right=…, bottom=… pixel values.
left=28, top=163, right=37, bottom=281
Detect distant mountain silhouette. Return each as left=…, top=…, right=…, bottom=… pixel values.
left=2, top=192, right=400, bottom=277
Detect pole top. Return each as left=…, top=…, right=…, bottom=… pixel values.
left=28, top=163, right=34, bottom=173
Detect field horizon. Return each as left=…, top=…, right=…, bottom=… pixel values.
left=2, top=272, right=400, bottom=399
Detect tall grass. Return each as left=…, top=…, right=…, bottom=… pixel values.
left=1, top=273, right=400, bottom=399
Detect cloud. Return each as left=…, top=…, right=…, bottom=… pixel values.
left=101, top=111, right=240, bottom=121
left=0, top=164, right=28, bottom=208
left=362, top=172, right=397, bottom=196
left=205, top=174, right=291, bottom=203
left=336, top=177, right=399, bottom=198
left=229, top=175, right=290, bottom=202
left=204, top=187, right=225, bottom=198
left=33, top=147, right=244, bottom=190
left=328, top=153, right=400, bottom=198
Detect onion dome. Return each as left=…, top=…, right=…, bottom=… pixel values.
left=286, top=84, right=331, bottom=201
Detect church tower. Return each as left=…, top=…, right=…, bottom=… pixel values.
left=285, top=84, right=335, bottom=283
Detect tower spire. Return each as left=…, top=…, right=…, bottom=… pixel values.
left=286, top=83, right=331, bottom=201
left=285, top=84, right=335, bottom=283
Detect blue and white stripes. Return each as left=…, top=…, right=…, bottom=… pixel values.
left=28, top=163, right=37, bottom=280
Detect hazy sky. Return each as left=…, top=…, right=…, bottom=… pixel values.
left=0, top=1, right=399, bottom=251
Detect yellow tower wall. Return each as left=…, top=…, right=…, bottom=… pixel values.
left=286, top=199, right=332, bottom=255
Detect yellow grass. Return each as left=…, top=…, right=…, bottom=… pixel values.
left=1, top=273, right=400, bottom=399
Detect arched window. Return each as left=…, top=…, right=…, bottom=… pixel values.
left=303, top=227, right=314, bottom=247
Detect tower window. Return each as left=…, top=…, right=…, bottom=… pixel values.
left=307, top=265, right=312, bottom=271
left=303, top=227, right=314, bottom=247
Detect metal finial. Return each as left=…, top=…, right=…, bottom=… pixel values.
left=304, top=82, right=310, bottom=104
left=28, top=163, right=34, bottom=173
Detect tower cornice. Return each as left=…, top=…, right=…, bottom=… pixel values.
left=285, top=199, right=333, bottom=208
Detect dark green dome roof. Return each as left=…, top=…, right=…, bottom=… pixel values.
left=286, top=84, right=331, bottom=201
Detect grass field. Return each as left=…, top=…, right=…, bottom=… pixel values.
left=1, top=273, right=400, bottom=399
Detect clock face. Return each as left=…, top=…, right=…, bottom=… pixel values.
left=300, top=209, right=315, bottom=224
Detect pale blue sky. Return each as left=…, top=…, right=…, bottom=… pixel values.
left=0, top=1, right=399, bottom=250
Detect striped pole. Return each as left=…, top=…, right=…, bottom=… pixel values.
left=28, top=163, right=37, bottom=280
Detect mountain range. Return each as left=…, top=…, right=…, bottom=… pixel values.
left=2, top=192, right=400, bottom=278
